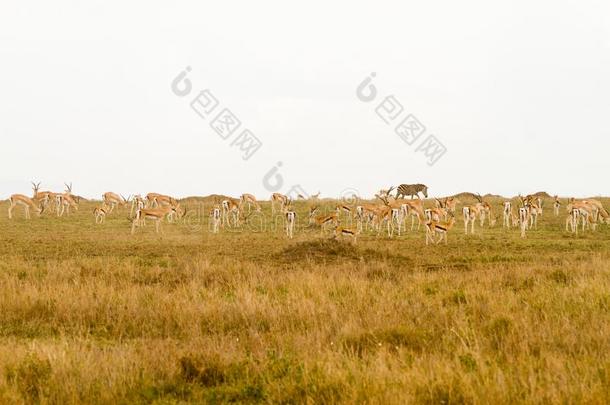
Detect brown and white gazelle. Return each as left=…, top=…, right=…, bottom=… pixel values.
left=284, top=209, right=297, bottom=239
left=210, top=206, right=222, bottom=234
left=222, top=198, right=241, bottom=227
left=240, top=194, right=261, bottom=213
left=8, top=194, right=43, bottom=219
left=502, top=201, right=512, bottom=228
left=518, top=206, right=530, bottom=238
left=103, top=192, right=129, bottom=213
left=553, top=196, right=561, bottom=216
left=310, top=211, right=339, bottom=235
left=58, top=183, right=79, bottom=217
left=271, top=193, right=289, bottom=215
left=93, top=206, right=108, bottom=224
left=334, top=226, right=359, bottom=244
left=131, top=204, right=178, bottom=235
left=425, top=213, right=456, bottom=245
left=462, top=204, right=480, bottom=234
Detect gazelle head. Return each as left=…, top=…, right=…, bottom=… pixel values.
left=31, top=181, right=41, bottom=195
left=64, top=182, right=73, bottom=194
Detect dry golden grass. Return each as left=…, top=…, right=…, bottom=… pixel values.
left=0, top=196, right=608, bottom=404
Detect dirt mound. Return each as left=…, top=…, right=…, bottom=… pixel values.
left=280, top=239, right=363, bottom=263
left=530, top=191, right=552, bottom=198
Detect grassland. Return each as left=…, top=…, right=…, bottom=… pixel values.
left=0, top=196, right=608, bottom=404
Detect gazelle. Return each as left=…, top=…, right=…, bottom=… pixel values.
left=131, top=195, right=146, bottom=218
left=520, top=196, right=541, bottom=229
left=580, top=198, right=609, bottom=224
left=103, top=192, right=129, bottom=213
left=221, top=198, right=241, bottom=227
left=444, top=197, right=459, bottom=214
left=462, top=205, right=480, bottom=234
left=502, top=201, right=513, bottom=228
left=425, top=213, right=456, bottom=245
left=336, top=204, right=353, bottom=225
left=311, top=212, right=339, bottom=235
left=565, top=207, right=581, bottom=234
left=146, top=193, right=177, bottom=208
left=396, top=198, right=425, bottom=231
left=334, top=226, right=359, bottom=244
left=31, top=182, right=60, bottom=214
left=425, top=207, right=448, bottom=223
left=518, top=207, right=530, bottom=238
left=240, top=193, right=261, bottom=213
left=284, top=209, right=297, bottom=239
left=58, top=183, right=79, bottom=217
left=93, top=206, right=108, bottom=224
left=271, top=193, right=289, bottom=215
left=131, top=204, right=178, bottom=235
left=8, top=194, right=43, bottom=219
left=553, top=196, right=561, bottom=216
left=474, top=194, right=493, bottom=226
left=377, top=194, right=409, bottom=236
left=210, top=206, right=222, bottom=233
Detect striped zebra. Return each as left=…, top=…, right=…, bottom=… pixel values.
left=395, top=184, right=428, bottom=199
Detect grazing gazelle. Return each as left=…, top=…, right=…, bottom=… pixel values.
left=334, top=226, right=359, bottom=244
left=131, top=204, right=178, bottom=235
left=210, top=206, right=222, bottom=234
left=8, top=194, right=43, bottom=219
left=93, top=206, right=109, bottom=224
left=270, top=193, right=289, bottom=214
left=425, top=213, right=456, bottom=245
left=284, top=209, right=297, bottom=239
left=103, top=192, right=129, bottom=213
left=146, top=193, right=177, bottom=209
left=240, top=193, right=261, bottom=213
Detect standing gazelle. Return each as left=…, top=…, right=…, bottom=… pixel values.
left=553, top=196, right=561, bottom=216
left=502, top=201, right=513, bottom=228
left=8, top=194, right=43, bottom=219
left=210, top=206, right=222, bottom=234
left=425, top=213, right=456, bottom=245
left=284, top=209, right=297, bottom=239
left=131, top=205, right=178, bottom=235
left=58, top=183, right=79, bottom=217
left=93, top=206, right=108, bottom=224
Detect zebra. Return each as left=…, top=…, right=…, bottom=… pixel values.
left=395, top=184, right=428, bottom=199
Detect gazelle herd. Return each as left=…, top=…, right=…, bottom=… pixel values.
left=6, top=182, right=609, bottom=244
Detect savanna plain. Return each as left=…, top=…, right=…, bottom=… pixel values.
left=0, top=196, right=609, bottom=404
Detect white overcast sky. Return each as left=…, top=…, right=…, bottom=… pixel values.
left=1, top=1, right=608, bottom=200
